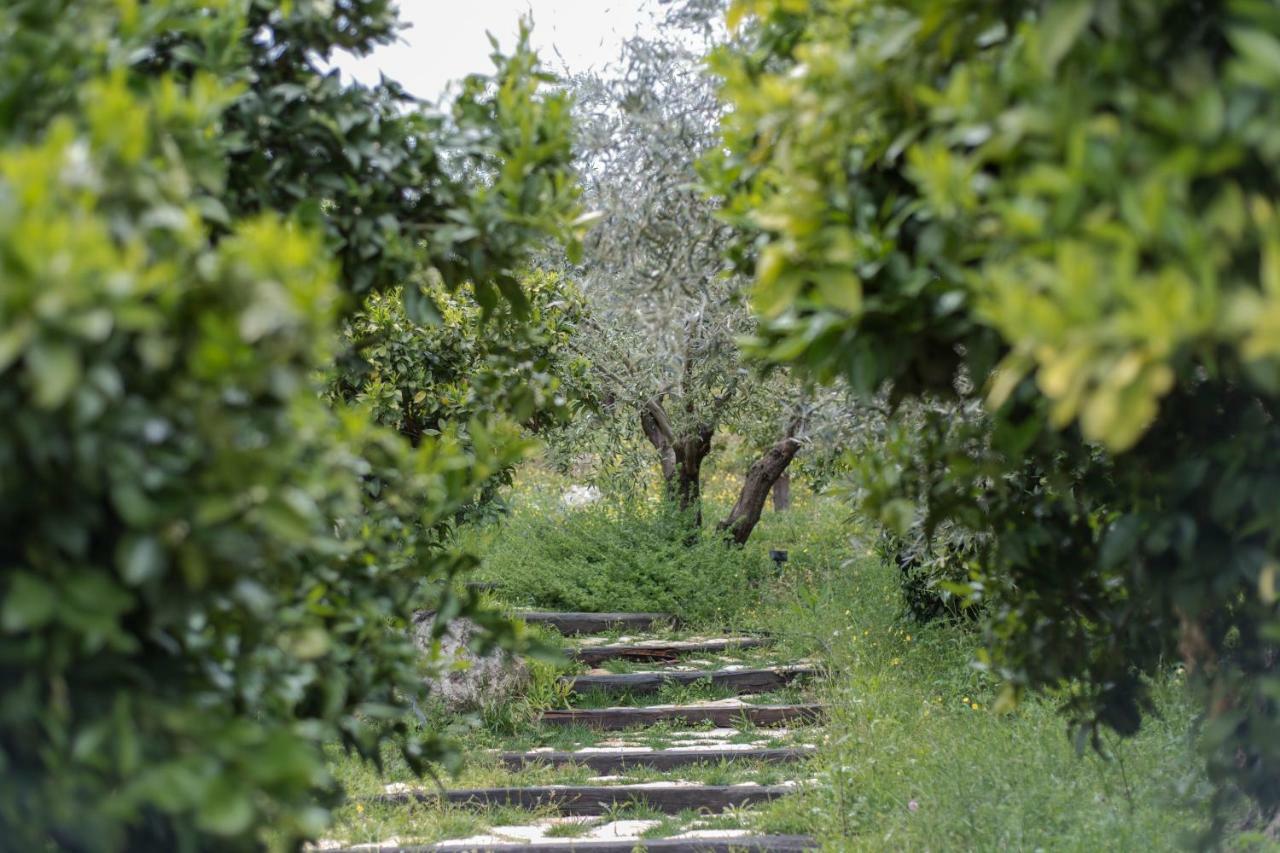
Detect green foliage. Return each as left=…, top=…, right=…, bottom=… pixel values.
left=197, top=0, right=584, bottom=311
left=4, top=0, right=585, bottom=314
left=0, top=1, right=583, bottom=848
left=848, top=400, right=988, bottom=623
left=765, top=536, right=1212, bottom=851
left=332, top=272, right=585, bottom=444
left=459, top=495, right=772, bottom=625
left=328, top=271, right=587, bottom=521
left=0, top=76, right=473, bottom=850
left=879, top=523, right=981, bottom=624
left=709, top=0, right=1280, bottom=832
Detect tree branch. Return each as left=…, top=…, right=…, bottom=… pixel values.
left=640, top=401, right=677, bottom=480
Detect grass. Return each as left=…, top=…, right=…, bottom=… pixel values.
left=319, top=465, right=1227, bottom=850
left=745, top=505, right=1216, bottom=850
left=541, top=819, right=596, bottom=837
left=637, top=807, right=767, bottom=839
left=322, top=799, right=557, bottom=849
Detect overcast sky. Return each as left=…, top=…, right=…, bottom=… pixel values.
left=333, top=1, right=662, bottom=104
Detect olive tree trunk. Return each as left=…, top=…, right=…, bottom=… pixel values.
left=641, top=402, right=713, bottom=526
left=642, top=400, right=803, bottom=544
left=717, top=423, right=803, bottom=546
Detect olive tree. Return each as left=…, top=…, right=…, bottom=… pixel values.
left=560, top=16, right=848, bottom=544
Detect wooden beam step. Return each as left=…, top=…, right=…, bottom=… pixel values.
left=538, top=703, right=824, bottom=730
left=331, top=836, right=819, bottom=852
left=563, top=666, right=815, bottom=697
left=497, top=746, right=816, bottom=772
left=377, top=783, right=799, bottom=815
left=516, top=611, right=676, bottom=635
left=571, top=637, right=770, bottom=665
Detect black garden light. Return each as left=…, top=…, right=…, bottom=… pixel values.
left=770, top=549, right=789, bottom=572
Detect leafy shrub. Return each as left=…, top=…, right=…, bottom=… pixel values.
left=0, top=1, right=580, bottom=848
left=463, top=499, right=772, bottom=625
left=328, top=272, right=588, bottom=522
left=880, top=523, right=982, bottom=624
left=709, top=0, right=1280, bottom=833
left=0, top=78, right=451, bottom=850
left=332, top=273, right=585, bottom=444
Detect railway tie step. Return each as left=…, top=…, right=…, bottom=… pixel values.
left=496, top=745, right=815, bottom=772
left=330, top=836, right=819, bottom=852
left=563, top=665, right=816, bottom=697
left=538, top=702, right=824, bottom=730
left=516, top=611, right=677, bottom=635
left=570, top=637, right=771, bottom=665
left=376, top=783, right=801, bottom=815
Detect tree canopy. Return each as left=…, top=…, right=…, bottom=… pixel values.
left=709, top=0, right=1280, bottom=832
left=0, top=1, right=585, bottom=848
left=557, top=16, right=859, bottom=543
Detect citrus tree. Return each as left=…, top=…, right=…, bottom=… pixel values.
left=329, top=270, right=588, bottom=519
left=0, top=1, right=583, bottom=849
left=710, top=0, right=1280, bottom=834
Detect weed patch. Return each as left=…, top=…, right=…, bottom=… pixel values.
left=456, top=497, right=772, bottom=625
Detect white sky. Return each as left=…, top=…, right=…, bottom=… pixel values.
left=334, top=1, right=662, bottom=104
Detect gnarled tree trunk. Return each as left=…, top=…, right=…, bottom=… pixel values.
left=671, top=426, right=713, bottom=525
left=640, top=405, right=677, bottom=481
left=718, top=422, right=803, bottom=546
left=641, top=401, right=713, bottom=526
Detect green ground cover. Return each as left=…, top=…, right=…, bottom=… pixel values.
left=323, top=467, right=1225, bottom=850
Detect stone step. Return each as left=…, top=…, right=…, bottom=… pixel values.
left=329, top=836, right=819, bottom=852
left=497, top=745, right=816, bottom=772
left=563, top=665, right=815, bottom=698
left=570, top=637, right=770, bottom=665
left=376, top=782, right=801, bottom=815
left=539, top=702, right=824, bottom=730
left=436, top=837, right=819, bottom=852
left=516, top=611, right=676, bottom=635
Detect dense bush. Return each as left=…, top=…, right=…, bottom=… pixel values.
left=329, top=272, right=588, bottom=521
left=461, top=498, right=772, bottom=625
left=880, top=523, right=981, bottom=624
left=710, top=0, right=1280, bottom=833
left=332, top=272, right=585, bottom=443
left=0, top=1, right=581, bottom=848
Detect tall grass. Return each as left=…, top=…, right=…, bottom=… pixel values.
left=758, top=544, right=1214, bottom=850
left=455, top=467, right=1217, bottom=848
